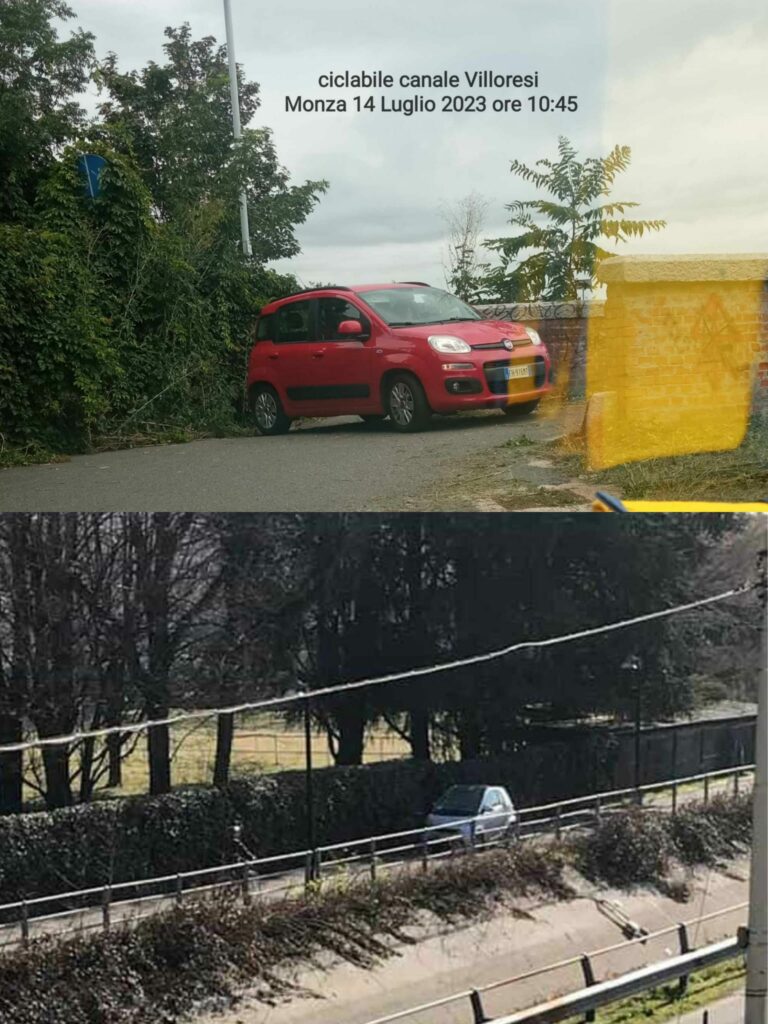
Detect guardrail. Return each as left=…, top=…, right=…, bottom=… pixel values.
left=0, top=762, right=753, bottom=950
left=492, top=936, right=743, bottom=1024
left=359, top=902, right=748, bottom=1024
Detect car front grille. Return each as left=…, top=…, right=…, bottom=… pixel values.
left=470, top=339, right=528, bottom=351
left=483, top=356, right=547, bottom=394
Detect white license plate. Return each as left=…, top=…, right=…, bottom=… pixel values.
left=503, top=365, right=534, bottom=380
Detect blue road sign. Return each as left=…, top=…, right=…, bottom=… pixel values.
left=77, top=154, right=107, bottom=199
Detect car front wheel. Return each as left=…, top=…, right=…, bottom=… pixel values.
left=385, top=374, right=431, bottom=432
left=251, top=385, right=292, bottom=436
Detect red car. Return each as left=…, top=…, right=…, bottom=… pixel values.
left=247, top=283, right=552, bottom=434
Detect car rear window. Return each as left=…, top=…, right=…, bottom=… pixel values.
left=255, top=314, right=274, bottom=340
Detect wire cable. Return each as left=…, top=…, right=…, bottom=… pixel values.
left=0, top=582, right=755, bottom=756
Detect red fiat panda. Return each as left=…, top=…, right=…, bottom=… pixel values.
left=247, top=283, right=552, bottom=434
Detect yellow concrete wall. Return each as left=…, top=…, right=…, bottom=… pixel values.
left=586, top=255, right=768, bottom=470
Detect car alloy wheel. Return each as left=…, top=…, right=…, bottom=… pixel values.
left=254, top=390, right=278, bottom=431
left=389, top=381, right=416, bottom=427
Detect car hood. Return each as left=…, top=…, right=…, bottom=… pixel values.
left=426, top=813, right=477, bottom=828
left=389, top=319, right=532, bottom=346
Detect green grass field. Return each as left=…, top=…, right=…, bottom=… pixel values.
left=568, top=958, right=746, bottom=1024
left=24, top=713, right=414, bottom=801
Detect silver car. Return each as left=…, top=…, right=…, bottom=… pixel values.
left=425, top=784, right=517, bottom=848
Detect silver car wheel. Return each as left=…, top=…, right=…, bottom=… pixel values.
left=389, top=381, right=415, bottom=426
left=254, top=390, right=278, bottom=430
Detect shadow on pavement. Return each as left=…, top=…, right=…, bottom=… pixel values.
left=293, top=411, right=534, bottom=437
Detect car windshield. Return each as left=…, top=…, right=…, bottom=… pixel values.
left=432, top=786, right=485, bottom=816
left=359, top=286, right=481, bottom=327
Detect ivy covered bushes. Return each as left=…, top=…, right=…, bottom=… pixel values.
left=0, top=4, right=326, bottom=460
left=0, top=223, right=112, bottom=449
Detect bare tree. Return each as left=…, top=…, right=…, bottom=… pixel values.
left=441, top=192, right=489, bottom=300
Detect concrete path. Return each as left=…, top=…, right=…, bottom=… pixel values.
left=193, top=858, right=750, bottom=1024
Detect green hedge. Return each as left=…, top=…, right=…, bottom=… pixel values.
left=0, top=741, right=614, bottom=905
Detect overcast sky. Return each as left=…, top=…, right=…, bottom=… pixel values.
left=67, top=0, right=767, bottom=287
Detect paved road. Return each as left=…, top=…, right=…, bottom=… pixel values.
left=0, top=410, right=568, bottom=512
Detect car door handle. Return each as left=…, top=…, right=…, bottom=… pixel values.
left=268, top=354, right=279, bottom=360
left=312, top=350, right=326, bottom=359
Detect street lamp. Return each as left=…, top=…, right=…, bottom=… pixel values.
left=621, top=654, right=643, bottom=795
left=222, top=0, right=252, bottom=257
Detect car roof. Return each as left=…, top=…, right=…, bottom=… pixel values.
left=350, top=283, right=432, bottom=292
left=442, top=784, right=499, bottom=792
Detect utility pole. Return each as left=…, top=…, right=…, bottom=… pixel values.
left=222, top=0, right=252, bottom=257
left=745, top=518, right=768, bottom=1024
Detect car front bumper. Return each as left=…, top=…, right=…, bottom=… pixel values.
left=425, top=349, right=553, bottom=413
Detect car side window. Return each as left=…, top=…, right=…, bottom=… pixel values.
left=317, top=297, right=369, bottom=341
left=273, top=300, right=312, bottom=344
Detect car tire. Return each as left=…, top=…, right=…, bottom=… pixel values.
left=385, top=374, right=431, bottom=432
left=251, top=385, right=292, bottom=436
left=502, top=399, right=540, bottom=417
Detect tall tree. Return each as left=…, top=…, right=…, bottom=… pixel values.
left=94, top=24, right=326, bottom=260
left=477, top=137, right=666, bottom=302
left=0, top=0, right=94, bottom=221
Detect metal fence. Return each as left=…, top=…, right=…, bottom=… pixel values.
left=360, top=903, right=747, bottom=1024
left=0, top=762, right=753, bottom=951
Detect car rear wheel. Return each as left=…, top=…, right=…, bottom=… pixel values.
left=502, top=399, right=540, bottom=417
left=251, top=385, right=291, bottom=436
left=385, top=374, right=431, bottom=432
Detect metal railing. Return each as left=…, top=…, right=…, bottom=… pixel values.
left=490, top=935, right=744, bottom=1024
left=359, top=902, right=748, bottom=1024
left=0, top=762, right=753, bottom=950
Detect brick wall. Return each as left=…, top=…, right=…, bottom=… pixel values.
left=586, top=254, right=768, bottom=468
left=475, top=299, right=601, bottom=399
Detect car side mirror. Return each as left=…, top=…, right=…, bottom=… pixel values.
left=338, top=319, right=367, bottom=338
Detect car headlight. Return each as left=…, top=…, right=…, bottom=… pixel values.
left=525, top=327, right=543, bottom=347
left=428, top=335, right=472, bottom=354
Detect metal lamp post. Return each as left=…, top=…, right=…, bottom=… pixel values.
left=745, top=525, right=768, bottom=1024
left=222, top=0, right=252, bottom=257
left=621, top=654, right=644, bottom=795
left=300, top=683, right=317, bottom=880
